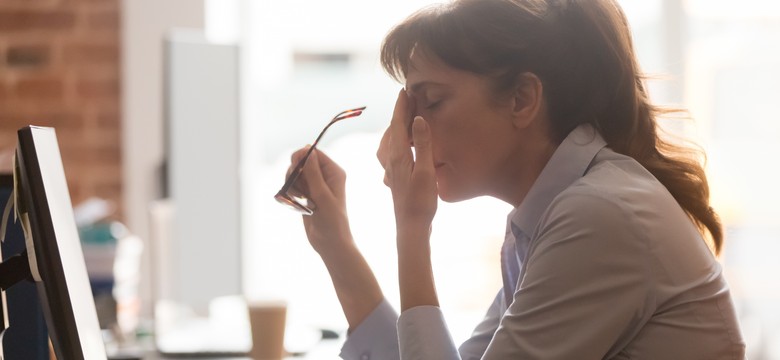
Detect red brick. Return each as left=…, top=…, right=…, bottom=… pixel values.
left=0, top=10, right=76, bottom=32
left=0, top=134, right=15, bottom=152
left=6, top=44, right=50, bottom=68
left=63, top=163, right=122, bottom=213
left=89, top=166, right=122, bottom=184
left=13, top=76, right=64, bottom=99
left=65, top=0, right=119, bottom=5
left=60, top=142, right=120, bottom=164
left=94, top=182, right=121, bottom=202
left=0, top=0, right=60, bottom=7
left=87, top=9, right=119, bottom=31
left=63, top=43, right=118, bottom=64
left=62, top=164, right=86, bottom=187
left=96, top=109, right=119, bottom=129
left=76, top=78, right=118, bottom=98
left=0, top=0, right=124, bottom=222
left=94, top=146, right=120, bottom=163
left=34, top=112, right=84, bottom=129
left=0, top=108, right=84, bottom=131
left=66, top=180, right=85, bottom=205
left=85, top=128, right=120, bottom=147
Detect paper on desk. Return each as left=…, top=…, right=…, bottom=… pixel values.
left=1, top=186, right=12, bottom=244
left=2, top=153, right=42, bottom=283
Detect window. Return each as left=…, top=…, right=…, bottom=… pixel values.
left=234, top=0, right=780, bottom=355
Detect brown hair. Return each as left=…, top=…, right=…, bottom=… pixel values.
left=381, top=0, right=723, bottom=254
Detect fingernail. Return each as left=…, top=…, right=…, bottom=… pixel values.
left=413, top=116, right=426, bottom=132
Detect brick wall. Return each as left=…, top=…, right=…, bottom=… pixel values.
left=0, top=0, right=122, bottom=220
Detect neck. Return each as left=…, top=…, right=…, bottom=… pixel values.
left=491, top=129, right=559, bottom=208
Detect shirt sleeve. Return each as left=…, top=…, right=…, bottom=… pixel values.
left=397, top=306, right=460, bottom=360
left=483, top=191, right=654, bottom=359
left=341, top=290, right=504, bottom=360
left=340, top=298, right=401, bottom=360
left=458, top=290, right=504, bottom=360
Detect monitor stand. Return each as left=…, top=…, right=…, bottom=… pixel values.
left=0, top=249, right=34, bottom=359
left=0, top=250, right=32, bottom=292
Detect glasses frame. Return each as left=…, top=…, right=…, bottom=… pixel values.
left=274, top=106, right=366, bottom=215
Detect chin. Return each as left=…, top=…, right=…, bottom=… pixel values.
left=437, top=184, right=477, bottom=203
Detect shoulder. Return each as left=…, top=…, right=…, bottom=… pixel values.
left=533, top=151, right=673, bottom=249
left=537, top=186, right=642, bottom=245
left=556, top=149, right=678, bottom=220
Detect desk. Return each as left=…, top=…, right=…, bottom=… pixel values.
left=110, top=339, right=343, bottom=360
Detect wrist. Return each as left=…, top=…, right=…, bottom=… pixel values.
left=317, top=237, right=358, bottom=265
left=396, top=223, right=431, bottom=248
left=317, top=240, right=384, bottom=331
left=396, top=218, right=431, bottom=236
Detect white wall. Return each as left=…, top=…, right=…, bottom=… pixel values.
left=120, top=0, right=205, bottom=318
left=166, top=31, right=241, bottom=312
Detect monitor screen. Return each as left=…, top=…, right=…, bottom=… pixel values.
left=15, top=126, right=107, bottom=360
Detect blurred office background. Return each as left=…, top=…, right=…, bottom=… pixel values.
left=0, top=0, right=778, bottom=358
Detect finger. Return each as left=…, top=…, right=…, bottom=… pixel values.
left=411, top=116, right=434, bottom=172
left=286, top=147, right=313, bottom=198
left=287, top=147, right=310, bottom=179
left=377, top=127, right=392, bottom=170
left=301, top=149, right=328, bottom=199
left=389, top=89, right=413, bottom=163
left=407, top=96, right=417, bottom=144
left=380, top=131, right=392, bottom=188
left=292, top=147, right=309, bottom=162
left=311, top=149, right=346, bottom=198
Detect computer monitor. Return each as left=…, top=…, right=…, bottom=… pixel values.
left=14, top=126, right=108, bottom=359
left=0, top=173, right=49, bottom=359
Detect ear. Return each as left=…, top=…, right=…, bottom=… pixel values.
left=510, top=72, right=544, bottom=129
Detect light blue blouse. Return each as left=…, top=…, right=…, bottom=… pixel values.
left=340, top=124, right=746, bottom=359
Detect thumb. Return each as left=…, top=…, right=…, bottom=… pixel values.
left=412, top=116, right=434, bottom=169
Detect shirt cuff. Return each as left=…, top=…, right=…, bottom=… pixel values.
left=340, top=298, right=400, bottom=360
left=398, top=305, right=459, bottom=360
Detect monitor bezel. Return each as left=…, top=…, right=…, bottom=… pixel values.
left=16, top=125, right=107, bottom=360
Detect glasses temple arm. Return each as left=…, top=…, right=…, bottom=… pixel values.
left=278, top=107, right=364, bottom=194
left=278, top=120, right=337, bottom=193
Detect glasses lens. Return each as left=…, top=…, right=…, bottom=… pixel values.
left=274, top=191, right=313, bottom=215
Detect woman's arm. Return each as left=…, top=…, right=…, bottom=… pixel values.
left=396, top=225, right=438, bottom=311
left=319, top=241, right=384, bottom=330
left=377, top=90, right=440, bottom=311
left=377, top=90, right=462, bottom=359
left=287, top=148, right=383, bottom=330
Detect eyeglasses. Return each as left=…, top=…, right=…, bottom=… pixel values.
left=274, top=106, right=366, bottom=215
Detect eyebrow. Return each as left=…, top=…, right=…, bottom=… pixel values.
left=406, top=81, right=447, bottom=96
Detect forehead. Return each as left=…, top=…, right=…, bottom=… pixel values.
left=405, top=50, right=462, bottom=93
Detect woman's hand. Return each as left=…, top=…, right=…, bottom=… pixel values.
left=377, top=89, right=441, bottom=311
left=286, top=148, right=354, bottom=257
left=377, top=89, right=439, bottom=232
left=285, top=147, right=384, bottom=330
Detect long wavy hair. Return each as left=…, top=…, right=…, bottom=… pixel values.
left=381, top=0, right=723, bottom=254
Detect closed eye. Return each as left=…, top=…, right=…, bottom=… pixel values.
left=425, top=99, right=443, bottom=110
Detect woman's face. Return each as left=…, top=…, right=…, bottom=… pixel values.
left=405, top=52, right=522, bottom=203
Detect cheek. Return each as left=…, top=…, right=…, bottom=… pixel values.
left=422, top=100, right=488, bottom=159
left=416, top=107, right=437, bottom=124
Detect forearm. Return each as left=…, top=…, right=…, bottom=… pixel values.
left=320, top=245, right=384, bottom=331
left=397, top=225, right=439, bottom=311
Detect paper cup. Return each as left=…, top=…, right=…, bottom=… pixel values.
left=246, top=300, right=287, bottom=360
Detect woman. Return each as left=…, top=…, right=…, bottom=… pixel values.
left=285, top=0, right=746, bottom=358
